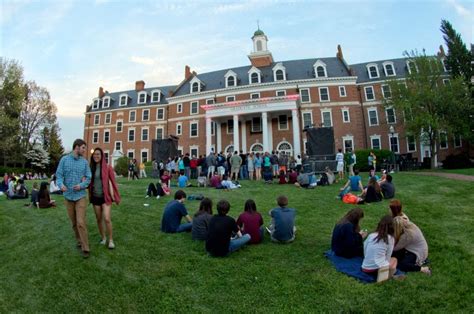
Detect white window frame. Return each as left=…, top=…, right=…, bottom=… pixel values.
left=177, top=103, right=183, bottom=113
left=300, top=88, right=311, bottom=103
left=190, top=145, right=199, bottom=158
left=319, top=87, right=330, bottom=102
left=92, top=98, right=100, bottom=110
left=339, top=86, right=347, bottom=97
left=156, top=108, right=165, bottom=120
left=176, top=123, right=182, bottom=136
left=407, top=60, right=418, bottom=74
left=341, top=108, right=350, bottom=123
left=248, top=66, right=262, bottom=84
left=128, top=127, right=135, bottom=142
left=276, top=90, right=286, bottom=97
left=302, top=111, right=313, bottom=129
left=141, top=149, right=149, bottom=163
left=364, top=86, right=375, bottom=101
left=272, top=63, right=286, bottom=81
left=177, top=146, right=183, bottom=156
left=92, top=130, right=99, bottom=144
left=190, top=121, right=198, bottom=138
left=114, top=141, right=122, bottom=152
left=105, top=113, right=111, bottom=124
left=127, top=149, right=135, bottom=159
left=313, top=60, right=327, bottom=78
left=190, top=101, right=199, bottom=115
left=381, top=84, right=392, bottom=99
left=206, top=98, right=215, bottom=105
left=119, top=94, right=128, bottom=106
left=406, top=134, right=417, bottom=152
left=116, top=120, right=123, bottom=133
left=368, top=108, right=379, bottom=126
left=342, top=135, right=354, bottom=153
left=103, top=129, right=110, bottom=143
left=102, top=96, right=110, bottom=108
left=224, top=70, right=237, bottom=88
left=388, top=133, right=400, bottom=153
left=141, top=127, right=149, bottom=141
left=439, top=131, right=448, bottom=149
left=443, top=79, right=450, bottom=85
left=385, top=107, right=396, bottom=124
left=151, top=89, right=161, bottom=103
left=142, top=109, right=150, bottom=121
left=251, top=117, right=261, bottom=133
left=156, top=127, right=164, bottom=140
left=383, top=61, right=396, bottom=77
left=278, top=115, right=288, bottom=131
left=227, top=119, right=234, bottom=134
left=454, top=134, right=462, bottom=148
left=321, top=109, right=333, bottom=127
left=370, top=135, right=381, bottom=150
left=367, top=63, right=380, bottom=79
left=94, top=114, right=100, bottom=126
left=226, top=95, right=235, bottom=102
left=129, top=110, right=136, bottom=122
left=189, top=77, right=202, bottom=93
left=441, top=58, right=450, bottom=72
left=137, top=91, right=147, bottom=104
left=250, top=93, right=260, bottom=99
left=104, top=150, right=110, bottom=164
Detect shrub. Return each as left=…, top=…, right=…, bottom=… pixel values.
left=345, top=149, right=394, bottom=172
left=114, top=156, right=129, bottom=177
left=442, top=153, right=473, bottom=169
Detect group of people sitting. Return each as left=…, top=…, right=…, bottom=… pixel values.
left=2, top=173, right=62, bottom=206
left=160, top=190, right=297, bottom=257
left=331, top=199, right=431, bottom=282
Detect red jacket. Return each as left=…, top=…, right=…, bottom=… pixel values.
left=89, top=160, right=121, bottom=205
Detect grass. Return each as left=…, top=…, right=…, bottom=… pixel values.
left=1, top=172, right=474, bottom=312
left=433, top=168, right=474, bottom=176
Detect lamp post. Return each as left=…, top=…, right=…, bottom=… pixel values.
left=389, top=125, right=395, bottom=172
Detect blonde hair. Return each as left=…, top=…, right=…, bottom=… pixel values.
left=393, top=215, right=411, bottom=242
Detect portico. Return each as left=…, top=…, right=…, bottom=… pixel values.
left=202, top=95, right=301, bottom=156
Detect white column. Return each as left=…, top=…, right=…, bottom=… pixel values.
left=267, top=113, right=273, bottom=152
left=206, top=117, right=212, bottom=155
left=262, top=112, right=269, bottom=152
left=241, top=119, right=247, bottom=153
left=216, top=121, right=222, bottom=153
left=292, top=109, right=301, bottom=156
left=233, top=114, right=240, bottom=153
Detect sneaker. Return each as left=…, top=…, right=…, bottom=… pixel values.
left=108, top=241, right=115, bottom=250
left=99, top=238, right=106, bottom=245
left=82, top=251, right=90, bottom=259
left=156, top=195, right=160, bottom=199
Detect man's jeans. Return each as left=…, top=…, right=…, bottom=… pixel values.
left=176, top=222, right=192, bottom=233
left=229, top=234, right=251, bottom=252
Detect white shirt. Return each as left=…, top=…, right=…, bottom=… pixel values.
left=336, top=153, right=344, bottom=163
left=50, top=181, right=60, bottom=193
left=362, top=233, right=394, bottom=270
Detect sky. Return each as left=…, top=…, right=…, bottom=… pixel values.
left=1, top=0, right=472, bottom=150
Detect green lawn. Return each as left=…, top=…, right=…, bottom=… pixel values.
left=435, top=168, right=474, bottom=176
left=1, top=173, right=473, bottom=312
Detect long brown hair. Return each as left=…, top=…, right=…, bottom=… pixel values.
left=374, top=215, right=394, bottom=244
left=389, top=199, right=403, bottom=217
left=368, top=177, right=381, bottom=194
left=90, top=147, right=104, bottom=187
left=337, top=208, right=364, bottom=232
left=195, top=197, right=213, bottom=217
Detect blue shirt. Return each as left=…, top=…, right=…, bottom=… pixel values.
left=56, top=153, right=91, bottom=201
left=270, top=207, right=296, bottom=242
left=178, top=175, right=188, bottom=188
left=349, top=175, right=362, bottom=191
left=161, top=200, right=189, bottom=233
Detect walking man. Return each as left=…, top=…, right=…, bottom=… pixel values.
left=56, top=139, right=92, bottom=258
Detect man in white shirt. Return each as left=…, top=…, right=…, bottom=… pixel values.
left=335, top=149, right=345, bottom=182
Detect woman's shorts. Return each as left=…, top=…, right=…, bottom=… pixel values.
left=337, top=162, right=344, bottom=172
left=90, top=195, right=105, bottom=206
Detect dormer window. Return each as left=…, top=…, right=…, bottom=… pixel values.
left=248, top=66, right=261, bottom=84
left=192, top=82, right=199, bottom=92
left=224, top=70, right=237, bottom=88
left=137, top=91, right=147, bottom=104
left=383, top=62, right=396, bottom=77
left=119, top=94, right=128, bottom=106
left=92, top=98, right=100, bottom=110
left=313, top=60, right=327, bottom=78
left=407, top=60, right=418, bottom=74
left=102, top=96, right=110, bottom=108
left=367, top=63, right=380, bottom=79
left=151, top=90, right=161, bottom=103
left=273, top=63, right=286, bottom=81
left=442, top=58, right=450, bottom=72
left=189, top=77, right=203, bottom=93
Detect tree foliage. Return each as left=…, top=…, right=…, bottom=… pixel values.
left=24, top=144, right=50, bottom=170
left=42, top=124, right=65, bottom=173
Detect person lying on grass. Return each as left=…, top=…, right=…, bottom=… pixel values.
left=331, top=208, right=367, bottom=258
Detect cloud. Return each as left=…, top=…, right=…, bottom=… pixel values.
left=446, top=0, right=473, bottom=18
left=130, top=56, right=156, bottom=66
left=35, top=1, right=74, bottom=35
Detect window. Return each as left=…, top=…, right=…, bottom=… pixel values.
left=342, top=109, right=350, bottom=123
left=316, top=66, right=326, bottom=77
left=302, top=112, right=313, bottom=128
left=343, top=136, right=354, bottom=153
left=206, top=98, right=215, bottom=105
left=211, top=121, right=216, bottom=136
left=190, top=122, right=198, bottom=137
left=105, top=113, right=111, bottom=124
left=251, top=117, right=261, bottom=132
left=382, top=85, right=392, bottom=99
left=251, top=72, right=259, bottom=84
left=339, top=86, right=346, bottom=97
left=389, top=134, right=399, bottom=153
left=191, top=102, right=198, bottom=115
left=313, top=60, right=327, bottom=78
left=142, top=109, right=149, bottom=121
left=364, top=86, right=375, bottom=101
left=115, top=141, right=122, bottom=152
left=321, top=110, right=332, bottom=127
left=319, top=87, right=329, bottom=102
left=275, top=69, right=284, bottom=81
left=92, top=130, right=99, bottom=144
left=177, top=103, right=183, bottom=113
left=151, top=90, right=161, bottom=103
left=156, top=108, right=164, bottom=120
left=138, top=91, right=147, bottom=104
left=103, top=130, right=110, bottom=143
left=226, top=96, right=235, bottom=102
left=443, top=79, right=450, bottom=85
left=250, top=93, right=260, bottom=99
left=256, top=40, right=262, bottom=51
left=367, top=64, right=379, bottom=78
left=156, top=127, right=164, bottom=140
left=116, top=120, right=123, bottom=132
left=227, top=119, right=234, bottom=134
left=386, top=107, right=396, bottom=124
left=141, top=128, right=148, bottom=141
left=440, top=132, right=448, bottom=149
left=190, top=147, right=198, bottom=158
left=92, top=99, right=100, bottom=110
left=276, top=90, right=286, bottom=97
left=278, top=115, right=288, bottom=130
left=226, top=76, right=236, bottom=87
left=127, top=150, right=134, bottom=159
left=119, top=94, right=128, bottom=106
left=442, top=58, right=450, bottom=72
left=104, top=151, right=109, bottom=164
left=103, top=97, right=110, bottom=108
left=407, top=60, right=418, bottom=74
left=370, top=135, right=381, bottom=150
left=300, top=88, right=310, bottom=103
left=176, top=123, right=182, bottom=136
left=383, top=62, right=396, bottom=76
left=94, top=114, right=100, bottom=125
left=191, top=82, right=199, bottom=93
left=407, top=135, right=417, bottom=152
left=128, top=128, right=135, bottom=142
left=368, top=108, right=379, bottom=126
left=454, top=134, right=462, bottom=148
left=141, top=150, right=148, bottom=163
left=177, top=146, right=183, bottom=156
left=129, top=110, right=136, bottom=122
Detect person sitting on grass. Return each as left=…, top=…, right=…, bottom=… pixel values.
left=160, top=170, right=172, bottom=187
left=331, top=208, right=367, bottom=258
left=49, top=174, right=62, bottom=195
left=338, top=168, right=364, bottom=199
left=392, top=216, right=431, bottom=275
left=37, top=181, right=56, bottom=208
left=389, top=199, right=409, bottom=221
left=278, top=170, right=287, bottom=184
left=267, top=195, right=296, bottom=243
left=146, top=181, right=171, bottom=199
left=210, top=171, right=221, bottom=188
left=161, top=190, right=192, bottom=233
left=221, top=174, right=241, bottom=189
left=367, top=167, right=380, bottom=184
left=237, top=199, right=264, bottom=244
left=379, top=174, right=395, bottom=199
left=30, top=182, right=39, bottom=207
left=206, top=199, right=251, bottom=257
left=360, top=177, right=383, bottom=203
left=8, top=178, right=28, bottom=200
left=192, top=198, right=213, bottom=241
left=177, top=171, right=191, bottom=188
left=288, top=169, right=298, bottom=184
left=361, top=215, right=398, bottom=282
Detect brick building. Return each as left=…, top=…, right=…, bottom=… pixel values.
left=83, top=29, right=466, bottom=166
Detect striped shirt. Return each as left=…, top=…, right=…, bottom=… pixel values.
left=56, top=153, right=91, bottom=201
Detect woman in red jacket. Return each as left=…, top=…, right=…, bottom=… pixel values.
left=89, top=148, right=121, bottom=249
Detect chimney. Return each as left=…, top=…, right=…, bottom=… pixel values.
left=185, top=65, right=192, bottom=80
left=336, top=44, right=344, bottom=60
left=135, top=80, right=145, bottom=91
left=98, top=87, right=105, bottom=98
left=438, top=45, right=446, bottom=58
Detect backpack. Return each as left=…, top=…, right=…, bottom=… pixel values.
left=342, top=193, right=360, bottom=204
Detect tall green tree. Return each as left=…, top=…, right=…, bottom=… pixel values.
left=42, top=123, right=64, bottom=173
left=384, top=50, right=470, bottom=169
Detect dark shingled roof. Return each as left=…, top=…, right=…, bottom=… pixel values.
left=172, top=57, right=351, bottom=97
